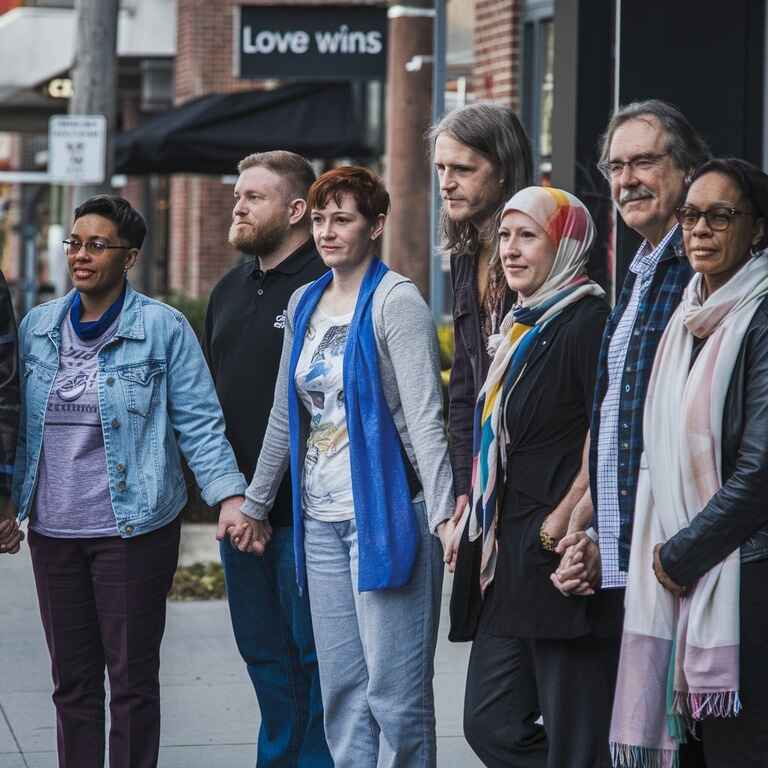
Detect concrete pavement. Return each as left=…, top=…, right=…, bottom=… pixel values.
left=0, top=524, right=482, bottom=767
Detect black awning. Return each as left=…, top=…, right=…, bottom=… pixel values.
left=114, top=82, right=373, bottom=175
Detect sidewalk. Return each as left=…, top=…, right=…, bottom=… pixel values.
left=0, top=524, right=482, bottom=768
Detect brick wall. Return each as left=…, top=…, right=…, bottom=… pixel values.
left=170, top=0, right=381, bottom=298
left=472, top=0, right=521, bottom=109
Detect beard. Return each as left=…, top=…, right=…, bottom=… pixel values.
left=228, top=214, right=290, bottom=258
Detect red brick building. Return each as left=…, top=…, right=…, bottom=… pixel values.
left=473, top=0, right=521, bottom=108
left=169, top=0, right=382, bottom=299
left=166, top=0, right=550, bottom=301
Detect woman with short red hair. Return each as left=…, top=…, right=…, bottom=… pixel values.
left=240, top=166, right=455, bottom=767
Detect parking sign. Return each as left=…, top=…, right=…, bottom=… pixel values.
left=48, top=115, right=107, bottom=184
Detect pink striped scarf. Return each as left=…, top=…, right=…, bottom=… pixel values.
left=610, top=255, right=768, bottom=767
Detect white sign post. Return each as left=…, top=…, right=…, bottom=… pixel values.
left=48, top=115, right=107, bottom=185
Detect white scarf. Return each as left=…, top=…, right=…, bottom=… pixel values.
left=610, top=255, right=768, bottom=767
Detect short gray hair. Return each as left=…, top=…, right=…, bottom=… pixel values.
left=429, top=103, right=533, bottom=257
left=598, top=99, right=710, bottom=176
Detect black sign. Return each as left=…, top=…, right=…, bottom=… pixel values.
left=237, top=5, right=388, bottom=80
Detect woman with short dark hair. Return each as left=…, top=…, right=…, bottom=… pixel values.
left=611, top=159, right=768, bottom=767
left=241, top=166, right=455, bottom=768
left=11, top=195, right=248, bottom=768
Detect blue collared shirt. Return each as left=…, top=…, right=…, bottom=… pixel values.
left=590, top=226, right=691, bottom=584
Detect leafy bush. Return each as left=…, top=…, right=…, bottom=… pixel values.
left=162, top=293, right=208, bottom=340
left=169, top=561, right=226, bottom=601
left=437, top=322, right=455, bottom=369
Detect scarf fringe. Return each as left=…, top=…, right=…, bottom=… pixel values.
left=672, top=690, right=742, bottom=720
left=610, top=743, right=679, bottom=768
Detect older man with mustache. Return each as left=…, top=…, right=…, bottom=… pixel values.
left=552, top=100, right=711, bottom=765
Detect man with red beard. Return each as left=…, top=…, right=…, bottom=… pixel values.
left=204, top=151, right=331, bottom=767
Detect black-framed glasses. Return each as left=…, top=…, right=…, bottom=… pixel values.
left=675, top=206, right=753, bottom=231
left=597, top=152, right=668, bottom=180
left=63, top=239, right=132, bottom=256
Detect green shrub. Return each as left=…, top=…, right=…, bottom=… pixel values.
left=162, top=293, right=208, bottom=340
left=169, top=562, right=226, bottom=601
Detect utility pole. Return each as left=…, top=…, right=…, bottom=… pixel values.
left=383, top=0, right=434, bottom=298
left=69, top=0, right=119, bottom=206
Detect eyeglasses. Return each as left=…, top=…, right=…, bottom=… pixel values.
left=63, top=239, right=132, bottom=256
left=597, top=152, right=668, bottom=180
left=675, top=206, right=753, bottom=231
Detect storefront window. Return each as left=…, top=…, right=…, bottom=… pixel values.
left=522, top=1, right=554, bottom=183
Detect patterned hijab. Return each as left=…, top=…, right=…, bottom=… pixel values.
left=462, top=186, right=605, bottom=590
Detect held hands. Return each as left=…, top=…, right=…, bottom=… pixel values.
left=652, top=543, right=686, bottom=597
left=437, top=517, right=457, bottom=570
left=550, top=531, right=601, bottom=597
left=0, top=499, right=23, bottom=555
left=216, top=496, right=272, bottom=555
left=440, top=494, right=468, bottom=573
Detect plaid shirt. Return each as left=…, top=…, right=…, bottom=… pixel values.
left=589, top=226, right=690, bottom=578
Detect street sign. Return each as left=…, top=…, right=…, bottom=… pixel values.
left=236, top=6, right=387, bottom=80
left=48, top=115, right=106, bottom=184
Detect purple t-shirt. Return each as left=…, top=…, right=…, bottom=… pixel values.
left=31, top=315, right=119, bottom=538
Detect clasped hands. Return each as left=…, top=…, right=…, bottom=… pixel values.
left=216, top=496, right=272, bottom=555
left=549, top=534, right=686, bottom=597
left=0, top=499, right=23, bottom=555
left=550, top=531, right=601, bottom=596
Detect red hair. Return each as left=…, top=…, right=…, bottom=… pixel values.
left=307, top=166, right=390, bottom=222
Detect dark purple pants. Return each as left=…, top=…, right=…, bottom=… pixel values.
left=28, top=516, right=181, bottom=768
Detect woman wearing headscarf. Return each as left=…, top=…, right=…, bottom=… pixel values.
left=610, top=159, right=768, bottom=768
left=460, top=186, right=615, bottom=768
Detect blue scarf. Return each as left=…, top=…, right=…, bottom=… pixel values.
left=70, top=283, right=127, bottom=340
left=288, top=258, right=417, bottom=593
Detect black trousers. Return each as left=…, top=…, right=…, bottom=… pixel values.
left=29, top=517, right=181, bottom=768
left=464, top=629, right=620, bottom=768
left=696, top=559, right=768, bottom=767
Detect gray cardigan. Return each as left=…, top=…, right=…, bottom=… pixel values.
left=241, top=270, right=454, bottom=534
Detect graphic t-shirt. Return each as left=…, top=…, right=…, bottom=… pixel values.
left=295, top=308, right=354, bottom=522
left=31, top=315, right=119, bottom=537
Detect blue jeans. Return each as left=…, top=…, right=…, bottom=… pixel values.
left=304, top=501, right=444, bottom=768
left=220, top=527, right=331, bottom=768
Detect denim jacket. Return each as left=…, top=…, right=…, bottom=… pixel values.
left=12, top=284, right=246, bottom=537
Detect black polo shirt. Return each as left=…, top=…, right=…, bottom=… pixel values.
left=204, top=238, right=328, bottom=527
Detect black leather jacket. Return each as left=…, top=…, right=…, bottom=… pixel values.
left=0, top=270, right=19, bottom=498
left=660, top=294, right=768, bottom=587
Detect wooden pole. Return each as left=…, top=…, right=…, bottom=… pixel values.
left=69, top=0, right=119, bottom=206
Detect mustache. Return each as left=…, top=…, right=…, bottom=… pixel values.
left=619, top=187, right=655, bottom=205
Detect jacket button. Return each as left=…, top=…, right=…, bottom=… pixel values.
left=124, top=524, right=134, bottom=534
left=116, top=463, right=125, bottom=474
left=106, top=377, right=115, bottom=386
left=111, top=418, right=120, bottom=429
left=117, top=480, right=127, bottom=492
